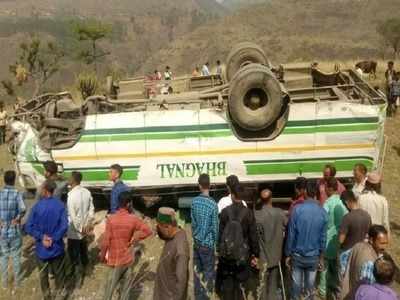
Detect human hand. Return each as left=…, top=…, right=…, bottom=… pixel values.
left=285, top=257, right=291, bottom=269
left=42, top=235, right=53, bottom=248
left=318, top=257, right=325, bottom=272
left=11, top=218, right=20, bottom=225
left=250, top=256, right=259, bottom=269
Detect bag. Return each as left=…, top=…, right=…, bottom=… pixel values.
left=219, top=207, right=249, bottom=265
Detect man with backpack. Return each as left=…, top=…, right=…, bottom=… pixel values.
left=218, top=184, right=259, bottom=300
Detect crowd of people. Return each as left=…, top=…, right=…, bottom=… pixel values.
left=0, top=160, right=397, bottom=300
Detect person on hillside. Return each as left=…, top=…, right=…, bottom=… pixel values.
left=0, top=103, right=7, bottom=144
left=218, top=175, right=246, bottom=213
left=192, top=66, right=201, bottom=77
left=352, top=163, right=368, bottom=199
left=37, top=161, right=68, bottom=202
left=191, top=173, right=219, bottom=300
left=25, top=180, right=69, bottom=300
left=109, top=164, right=131, bottom=214
left=216, top=60, right=223, bottom=75
left=0, top=170, right=26, bottom=289
left=153, top=207, right=190, bottom=300
left=355, top=254, right=397, bottom=300
left=318, top=178, right=348, bottom=299
left=285, top=180, right=328, bottom=300
left=339, top=191, right=371, bottom=252
left=317, top=164, right=346, bottom=205
left=67, top=171, right=95, bottom=287
left=164, top=66, right=172, bottom=80
left=340, top=225, right=389, bottom=300
left=218, top=184, right=259, bottom=300
left=358, top=172, right=390, bottom=233
left=99, top=191, right=152, bottom=300
left=202, top=62, right=210, bottom=76
left=254, top=189, right=287, bottom=300
left=154, top=70, right=162, bottom=80
left=288, top=176, right=307, bottom=216
left=389, top=72, right=400, bottom=116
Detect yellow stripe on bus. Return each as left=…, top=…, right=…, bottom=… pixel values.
left=52, top=143, right=375, bottom=161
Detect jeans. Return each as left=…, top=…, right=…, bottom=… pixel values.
left=37, top=254, right=68, bottom=300
left=290, top=254, right=319, bottom=300
left=0, top=236, right=22, bottom=287
left=259, top=265, right=280, bottom=300
left=193, top=244, right=215, bottom=300
left=318, top=257, right=340, bottom=299
left=67, top=238, right=89, bottom=286
left=103, top=265, right=131, bottom=300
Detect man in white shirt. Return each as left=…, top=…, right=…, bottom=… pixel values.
left=218, top=175, right=247, bottom=213
left=201, top=62, right=210, bottom=76
left=358, top=172, right=390, bottom=233
left=67, top=171, right=94, bottom=287
left=352, top=163, right=367, bottom=199
left=164, top=66, right=172, bottom=80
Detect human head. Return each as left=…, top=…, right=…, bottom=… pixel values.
left=166, top=66, right=170, bottom=71
left=364, top=171, right=381, bottom=194
left=156, top=207, right=178, bottom=241
left=198, top=173, right=210, bottom=192
left=388, top=61, right=394, bottom=69
left=118, top=191, right=131, bottom=209
left=4, top=170, right=16, bottom=186
left=340, top=190, right=358, bottom=210
left=43, top=161, right=58, bottom=179
left=154, top=70, right=158, bottom=74
left=368, top=225, right=389, bottom=255
left=226, top=175, right=239, bottom=194
left=206, top=62, right=209, bottom=66
left=217, top=60, right=221, bottom=66
left=41, top=179, right=56, bottom=198
left=373, top=254, right=395, bottom=285
left=353, top=163, right=367, bottom=183
left=109, top=164, right=123, bottom=182
left=325, top=177, right=338, bottom=197
left=323, top=164, right=337, bottom=181
left=69, top=171, right=82, bottom=187
left=231, top=184, right=244, bottom=203
left=294, top=177, right=307, bottom=198
left=305, top=179, right=317, bottom=199
left=260, top=189, right=272, bottom=205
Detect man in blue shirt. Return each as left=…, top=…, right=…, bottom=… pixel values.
left=25, top=180, right=68, bottom=300
left=191, top=173, right=218, bottom=300
left=109, top=164, right=131, bottom=214
left=0, top=170, right=26, bottom=289
left=285, top=180, right=328, bottom=300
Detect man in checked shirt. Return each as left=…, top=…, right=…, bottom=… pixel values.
left=0, top=170, right=26, bottom=289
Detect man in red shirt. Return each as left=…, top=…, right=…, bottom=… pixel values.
left=317, top=164, right=346, bottom=205
left=99, top=191, right=152, bottom=300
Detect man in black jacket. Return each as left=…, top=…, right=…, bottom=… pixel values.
left=218, top=184, right=259, bottom=300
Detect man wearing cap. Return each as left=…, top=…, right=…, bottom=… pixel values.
left=154, top=207, right=190, bottom=300
left=358, top=172, right=390, bottom=232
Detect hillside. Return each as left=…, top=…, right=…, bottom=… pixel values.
left=139, top=0, right=399, bottom=75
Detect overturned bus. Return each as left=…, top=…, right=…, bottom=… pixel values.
left=9, top=43, right=387, bottom=208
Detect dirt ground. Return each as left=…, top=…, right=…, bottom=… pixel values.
left=0, top=66, right=399, bottom=299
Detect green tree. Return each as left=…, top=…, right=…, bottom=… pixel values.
left=72, top=20, right=112, bottom=71
left=8, top=37, right=64, bottom=96
left=377, top=18, right=400, bottom=58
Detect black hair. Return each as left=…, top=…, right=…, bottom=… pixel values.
left=198, top=173, right=210, bottom=189
left=388, top=61, right=394, bottom=66
left=364, top=180, right=382, bottom=194
left=306, top=179, right=318, bottom=198
left=231, top=184, right=244, bottom=200
left=71, top=171, right=82, bottom=184
left=42, top=180, right=57, bottom=195
left=118, top=191, right=131, bottom=208
left=295, top=177, right=307, bottom=190
left=110, top=164, right=123, bottom=177
left=354, top=163, right=367, bottom=175
left=324, top=164, right=337, bottom=177
left=340, top=190, right=357, bottom=203
left=226, top=175, right=239, bottom=191
left=217, top=60, right=221, bottom=64
left=326, top=177, right=338, bottom=191
left=374, top=254, right=395, bottom=285
left=4, top=170, right=16, bottom=186
left=43, top=161, right=58, bottom=175
left=369, top=225, right=388, bottom=240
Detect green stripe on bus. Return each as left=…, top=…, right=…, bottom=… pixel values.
left=79, top=123, right=378, bottom=143
left=245, top=158, right=374, bottom=175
